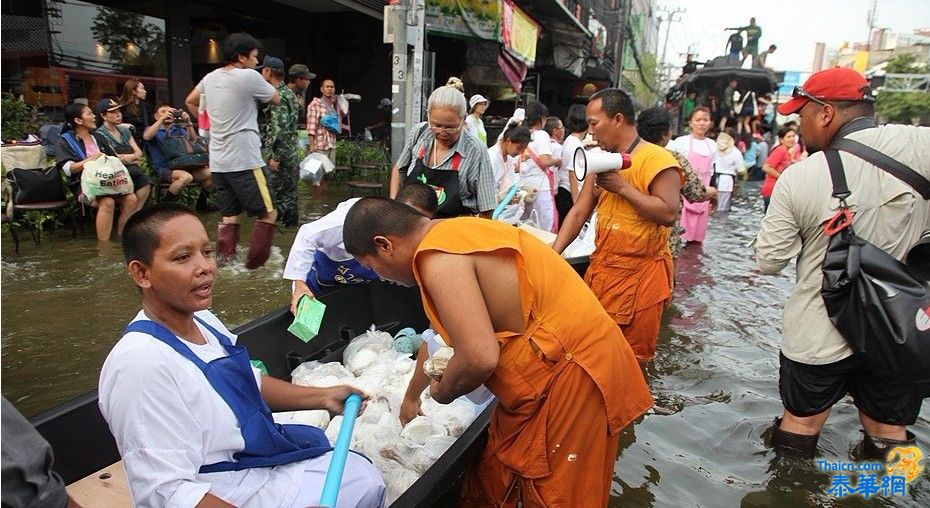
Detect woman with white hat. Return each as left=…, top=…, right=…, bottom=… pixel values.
left=465, top=94, right=489, bottom=146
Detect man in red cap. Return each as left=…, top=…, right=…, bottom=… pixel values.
left=754, top=67, right=930, bottom=460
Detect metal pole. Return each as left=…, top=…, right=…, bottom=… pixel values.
left=613, top=0, right=630, bottom=88
left=390, top=2, right=408, bottom=165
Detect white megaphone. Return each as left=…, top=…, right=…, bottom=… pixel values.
left=572, top=147, right=632, bottom=180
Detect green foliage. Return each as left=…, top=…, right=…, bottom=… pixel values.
left=883, top=53, right=927, bottom=74
left=90, top=6, right=167, bottom=76
left=876, top=54, right=930, bottom=125
left=1, top=93, right=47, bottom=142
left=876, top=91, right=930, bottom=125
left=629, top=54, right=661, bottom=108
left=16, top=210, right=60, bottom=233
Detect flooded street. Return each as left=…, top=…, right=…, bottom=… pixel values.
left=1, top=181, right=927, bottom=506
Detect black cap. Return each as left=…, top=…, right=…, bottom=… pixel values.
left=256, top=55, right=285, bottom=73
left=95, top=98, right=122, bottom=115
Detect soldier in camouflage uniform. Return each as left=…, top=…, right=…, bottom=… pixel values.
left=258, top=56, right=301, bottom=227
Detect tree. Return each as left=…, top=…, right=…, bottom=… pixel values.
left=90, top=6, right=166, bottom=76
left=876, top=54, right=930, bottom=125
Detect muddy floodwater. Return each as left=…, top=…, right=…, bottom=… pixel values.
left=2, top=182, right=927, bottom=506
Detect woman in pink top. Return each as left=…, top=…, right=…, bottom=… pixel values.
left=761, top=126, right=801, bottom=211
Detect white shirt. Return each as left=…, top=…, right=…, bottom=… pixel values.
left=519, top=130, right=553, bottom=192
left=714, top=149, right=744, bottom=192
left=559, top=135, right=584, bottom=192
left=487, top=145, right=517, bottom=194
left=99, top=310, right=305, bottom=507
left=667, top=134, right=717, bottom=163
left=464, top=115, right=487, bottom=145
left=196, top=67, right=277, bottom=172
left=283, top=198, right=361, bottom=282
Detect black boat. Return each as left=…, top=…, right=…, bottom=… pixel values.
left=30, top=256, right=591, bottom=506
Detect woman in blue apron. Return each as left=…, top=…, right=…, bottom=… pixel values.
left=99, top=204, right=385, bottom=507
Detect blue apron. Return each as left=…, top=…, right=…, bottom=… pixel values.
left=124, top=317, right=332, bottom=473
left=305, top=250, right=379, bottom=294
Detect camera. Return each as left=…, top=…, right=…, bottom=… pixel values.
left=172, top=109, right=184, bottom=120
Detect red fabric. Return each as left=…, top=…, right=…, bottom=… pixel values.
left=761, top=145, right=800, bottom=198
left=497, top=50, right=528, bottom=92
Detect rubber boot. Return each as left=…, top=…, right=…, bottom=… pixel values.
left=771, top=418, right=819, bottom=459
left=195, top=189, right=219, bottom=212
left=863, top=431, right=916, bottom=462
left=216, top=223, right=240, bottom=264
left=245, top=221, right=275, bottom=270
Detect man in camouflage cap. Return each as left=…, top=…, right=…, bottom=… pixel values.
left=259, top=56, right=301, bottom=227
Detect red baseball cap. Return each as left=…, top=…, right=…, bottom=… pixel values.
left=778, top=67, right=873, bottom=115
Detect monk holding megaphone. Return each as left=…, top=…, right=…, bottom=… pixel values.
left=553, top=88, right=683, bottom=362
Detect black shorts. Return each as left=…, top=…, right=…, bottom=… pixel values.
left=779, top=353, right=924, bottom=425
left=212, top=168, right=275, bottom=218
left=126, top=164, right=151, bottom=190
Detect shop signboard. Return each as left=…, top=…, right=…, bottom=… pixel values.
left=501, top=0, right=540, bottom=66
left=425, top=0, right=502, bottom=41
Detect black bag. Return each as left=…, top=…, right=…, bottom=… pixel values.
left=161, top=129, right=209, bottom=169
left=6, top=167, right=67, bottom=204
left=820, top=138, right=930, bottom=391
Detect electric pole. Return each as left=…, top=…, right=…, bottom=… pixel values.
left=613, top=0, right=631, bottom=88
left=866, top=0, right=878, bottom=51
left=658, top=6, right=685, bottom=90
left=388, top=0, right=408, bottom=165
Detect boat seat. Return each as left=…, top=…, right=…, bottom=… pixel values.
left=67, top=460, right=132, bottom=507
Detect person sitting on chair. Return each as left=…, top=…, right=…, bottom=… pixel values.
left=143, top=104, right=215, bottom=209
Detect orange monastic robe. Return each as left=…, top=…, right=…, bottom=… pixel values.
left=412, top=218, right=653, bottom=507
left=585, top=142, right=682, bottom=361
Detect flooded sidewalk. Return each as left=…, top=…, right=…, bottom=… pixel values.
left=1, top=181, right=927, bottom=506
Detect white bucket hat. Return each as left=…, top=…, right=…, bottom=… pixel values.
left=469, top=94, right=489, bottom=111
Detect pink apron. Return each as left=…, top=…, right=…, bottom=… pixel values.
left=680, top=136, right=712, bottom=243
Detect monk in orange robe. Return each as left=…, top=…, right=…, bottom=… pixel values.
left=343, top=199, right=653, bottom=507
left=553, top=89, right=683, bottom=361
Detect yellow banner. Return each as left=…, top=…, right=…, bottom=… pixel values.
left=502, top=0, right=540, bottom=65
left=853, top=50, right=869, bottom=72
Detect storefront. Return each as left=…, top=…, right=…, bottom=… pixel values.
left=1, top=0, right=392, bottom=130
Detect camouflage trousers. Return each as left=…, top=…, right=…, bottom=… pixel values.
left=269, top=162, right=299, bottom=227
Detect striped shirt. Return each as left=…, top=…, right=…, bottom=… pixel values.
left=397, top=122, right=497, bottom=213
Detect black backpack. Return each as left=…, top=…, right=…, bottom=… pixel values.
left=820, top=136, right=930, bottom=393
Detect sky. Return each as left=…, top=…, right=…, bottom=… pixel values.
left=661, top=0, right=930, bottom=73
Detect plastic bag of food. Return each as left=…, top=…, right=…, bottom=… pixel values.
left=422, top=396, right=478, bottom=437
left=290, top=409, right=330, bottom=430
left=291, top=361, right=355, bottom=388
left=343, top=328, right=395, bottom=375
left=400, top=415, right=448, bottom=442
left=423, top=347, right=454, bottom=381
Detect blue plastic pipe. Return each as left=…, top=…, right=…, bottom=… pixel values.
left=319, top=393, right=363, bottom=507
left=492, top=183, right=521, bottom=220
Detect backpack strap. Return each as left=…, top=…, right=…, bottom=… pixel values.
left=61, top=131, right=86, bottom=160
left=824, top=149, right=850, bottom=201
left=823, top=149, right=854, bottom=235
left=831, top=137, right=930, bottom=200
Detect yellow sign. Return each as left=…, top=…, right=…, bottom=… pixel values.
left=502, top=0, right=540, bottom=65
left=853, top=50, right=870, bottom=72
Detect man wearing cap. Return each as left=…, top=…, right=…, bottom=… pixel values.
left=259, top=56, right=301, bottom=227
left=755, top=67, right=930, bottom=460
left=287, top=64, right=316, bottom=123
left=465, top=94, right=489, bottom=146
